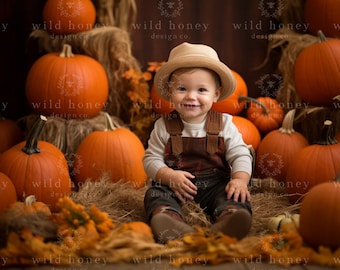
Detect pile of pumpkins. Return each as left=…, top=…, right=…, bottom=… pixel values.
left=0, top=0, right=147, bottom=214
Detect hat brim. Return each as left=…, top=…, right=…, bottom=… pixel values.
left=154, top=55, right=236, bottom=102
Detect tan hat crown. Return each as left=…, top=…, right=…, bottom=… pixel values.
left=154, top=42, right=236, bottom=101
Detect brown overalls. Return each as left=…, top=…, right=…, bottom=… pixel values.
left=144, top=110, right=252, bottom=221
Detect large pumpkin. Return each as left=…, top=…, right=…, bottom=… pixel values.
left=299, top=180, right=340, bottom=250
left=286, top=120, right=340, bottom=204
left=304, top=0, right=340, bottom=38
left=26, top=44, right=109, bottom=119
left=0, top=115, right=71, bottom=212
left=43, top=0, right=96, bottom=34
left=212, top=70, right=248, bottom=115
left=232, top=116, right=261, bottom=151
left=0, top=116, right=24, bottom=153
left=294, top=31, right=340, bottom=106
left=243, top=96, right=284, bottom=134
left=0, top=172, right=17, bottom=212
left=256, top=109, right=309, bottom=182
left=73, top=113, right=147, bottom=189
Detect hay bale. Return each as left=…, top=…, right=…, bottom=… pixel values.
left=18, top=112, right=124, bottom=168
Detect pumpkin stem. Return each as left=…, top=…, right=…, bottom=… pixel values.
left=279, top=109, right=296, bottom=134
left=22, top=115, right=47, bottom=155
left=103, top=112, right=121, bottom=131
left=238, top=96, right=270, bottom=114
left=25, top=195, right=37, bottom=206
left=317, top=30, right=327, bottom=42
left=317, top=120, right=338, bottom=145
left=59, top=44, right=74, bottom=58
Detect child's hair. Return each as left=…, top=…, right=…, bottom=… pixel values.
left=168, top=67, right=221, bottom=89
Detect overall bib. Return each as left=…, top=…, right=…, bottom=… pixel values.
left=144, top=110, right=252, bottom=221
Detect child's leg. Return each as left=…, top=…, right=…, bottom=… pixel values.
left=210, top=188, right=252, bottom=239
left=191, top=170, right=252, bottom=239
left=144, top=182, right=194, bottom=243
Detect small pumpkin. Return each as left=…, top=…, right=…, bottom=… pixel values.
left=294, top=30, right=340, bottom=106
left=42, top=0, right=96, bottom=34
left=232, top=115, right=261, bottom=151
left=286, top=120, right=340, bottom=204
left=267, top=212, right=300, bottom=233
left=0, top=116, right=24, bottom=153
left=23, top=195, right=52, bottom=216
left=241, top=96, right=284, bottom=134
left=151, top=84, right=174, bottom=115
left=25, top=44, right=109, bottom=119
left=117, top=221, right=153, bottom=240
left=212, top=70, right=248, bottom=115
left=0, top=172, right=17, bottom=212
left=73, top=113, right=147, bottom=189
left=255, top=109, right=309, bottom=182
left=0, top=115, right=71, bottom=212
left=299, top=179, right=340, bottom=250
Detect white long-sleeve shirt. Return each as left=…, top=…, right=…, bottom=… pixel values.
left=143, top=113, right=253, bottom=180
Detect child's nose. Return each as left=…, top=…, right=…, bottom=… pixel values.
left=185, top=90, right=196, bottom=99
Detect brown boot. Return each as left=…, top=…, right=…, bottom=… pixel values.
left=150, top=206, right=194, bottom=244
left=211, top=207, right=252, bottom=240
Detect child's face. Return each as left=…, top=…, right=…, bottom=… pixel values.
left=169, top=68, right=221, bottom=123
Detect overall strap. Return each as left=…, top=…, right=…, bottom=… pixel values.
left=163, top=110, right=222, bottom=155
left=205, top=110, right=222, bottom=155
left=163, top=111, right=184, bottom=155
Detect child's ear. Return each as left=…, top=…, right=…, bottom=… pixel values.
left=214, top=87, right=221, bottom=102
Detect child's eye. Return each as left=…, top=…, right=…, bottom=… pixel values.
left=177, top=86, right=186, bottom=91
left=198, top=88, right=207, bottom=92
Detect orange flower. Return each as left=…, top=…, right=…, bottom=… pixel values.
left=147, top=61, right=166, bottom=72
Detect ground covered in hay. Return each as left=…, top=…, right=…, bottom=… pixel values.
left=1, top=177, right=340, bottom=268
left=69, top=176, right=298, bottom=236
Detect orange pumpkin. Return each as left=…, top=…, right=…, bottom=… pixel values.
left=0, top=172, right=17, bottom=212
left=150, top=84, right=174, bottom=115
left=0, top=116, right=24, bottom=153
left=299, top=180, right=340, bottom=250
left=73, top=113, right=147, bottom=189
left=117, top=221, right=153, bottom=239
left=43, top=0, right=96, bottom=34
left=26, top=44, right=109, bottom=119
left=243, top=96, right=284, bottom=134
left=294, top=31, right=340, bottom=106
left=0, top=115, right=71, bottom=212
left=24, top=195, right=52, bottom=216
left=255, top=109, right=309, bottom=182
left=232, top=116, right=261, bottom=151
left=212, top=70, right=248, bottom=115
left=286, top=120, right=340, bottom=204
left=304, top=0, right=340, bottom=38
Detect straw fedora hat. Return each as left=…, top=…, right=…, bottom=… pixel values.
left=154, top=42, right=236, bottom=101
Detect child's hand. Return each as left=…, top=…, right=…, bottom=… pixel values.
left=168, top=170, right=197, bottom=203
left=225, top=178, right=251, bottom=203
